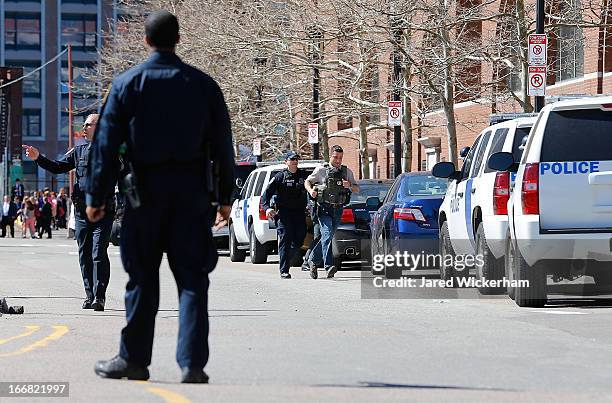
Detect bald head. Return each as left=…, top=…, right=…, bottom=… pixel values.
left=83, top=114, right=99, bottom=142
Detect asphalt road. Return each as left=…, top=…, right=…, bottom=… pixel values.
left=1, top=230, right=612, bottom=402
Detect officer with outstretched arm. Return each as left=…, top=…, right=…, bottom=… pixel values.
left=304, top=145, right=359, bottom=279
left=85, top=11, right=234, bottom=384
left=23, top=114, right=114, bottom=311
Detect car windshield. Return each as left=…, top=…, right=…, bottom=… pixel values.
left=397, top=175, right=448, bottom=200
left=350, top=183, right=391, bottom=204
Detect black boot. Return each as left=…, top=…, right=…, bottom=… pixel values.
left=94, top=355, right=149, bottom=380
left=181, top=367, right=209, bottom=383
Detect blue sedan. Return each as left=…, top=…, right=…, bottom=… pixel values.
left=370, top=172, right=448, bottom=277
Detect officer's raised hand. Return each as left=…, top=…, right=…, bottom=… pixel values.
left=22, top=144, right=40, bottom=160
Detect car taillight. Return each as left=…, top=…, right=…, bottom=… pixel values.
left=259, top=200, right=267, bottom=220
left=493, top=171, right=510, bottom=215
left=393, top=207, right=426, bottom=222
left=341, top=208, right=354, bottom=223
left=521, top=163, right=539, bottom=215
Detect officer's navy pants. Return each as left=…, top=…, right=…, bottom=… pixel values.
left=276, top=210, right=306, bottom=274
left=118, top=170, right=217, bottom=369
left=74, top=207, right=112, bottom=301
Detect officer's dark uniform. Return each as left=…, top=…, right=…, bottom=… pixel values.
left=85, top=51, right=234, bottom=371
left=261, top=157, right=308, bottom=277
left=35, top=144, right=114, bottom=304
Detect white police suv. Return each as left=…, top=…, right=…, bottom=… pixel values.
left=433, top=116, right=536, bottom=294
left=488, top=97, right=612, bottom=307
left=229, top=160, right=322, bottom=264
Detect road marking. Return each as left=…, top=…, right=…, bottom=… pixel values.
left=0, top=325, right=69, bottom=357
left=0, top=326, right=40, bottom=345
left=146, top=387, right=192, bottom=403
left=532, top=310, right=588, bottom=315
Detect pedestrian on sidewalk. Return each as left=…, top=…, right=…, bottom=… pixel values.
left=1, top=195, right=18, bottom=238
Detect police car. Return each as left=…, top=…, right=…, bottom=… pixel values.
left=432, top=116, right=536, bottom=294
left=229, top=160, right=323, bottom=264
left=488, top=97, right=612, bottom=307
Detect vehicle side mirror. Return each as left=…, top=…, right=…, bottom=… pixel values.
left=488, top=152, right=516, bottom=172
left=432, top=162, right=459, bottom=180
left=235, top=178, right=244, bottom=188
left=366, top=196, right=381, bottom=208
left=459, top=146, right=471, bottom=159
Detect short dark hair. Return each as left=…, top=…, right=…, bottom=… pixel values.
left=15, top=178, right=20, bottom=182
left=145, top=10, right=179, bottom=48
left=331, top=145, right=343, bottom=153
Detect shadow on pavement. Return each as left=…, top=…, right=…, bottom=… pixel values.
left=316, top=381, right=517, bottom=392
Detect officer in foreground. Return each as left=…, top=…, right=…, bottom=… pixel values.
left=304, top=145, right=359, bottom=279
left=261, top=151, right=309, bottom=279
left=23, top=114, right=113, bottom=311
left=85, top=11, right=234, bottom=383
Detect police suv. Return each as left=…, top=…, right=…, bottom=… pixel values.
left=229, top=161, right=323, bottom=264
left=433, top=116, right=536, bottom=294
left=488, top=97, right=612, bottom=307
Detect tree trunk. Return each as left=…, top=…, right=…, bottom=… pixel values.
left=359, top=113, right=370, bottom=179
left=441, top=27, right=458, bottom=165
left=516, top=0, right=534, bottom=112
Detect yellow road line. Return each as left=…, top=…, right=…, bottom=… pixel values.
left=0, top=325, right=69, bottom=357
left=0, top=326, right=40, bottom=345
left=146, top=387, right=192, bottom=403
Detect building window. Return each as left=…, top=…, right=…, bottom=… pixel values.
left=60, top=61, right=95, bottom=98
left=23, top=109, right=41, bottom=137
left=61, top=14, right=97, bottom=51
left=5, top=13, right=41, bottom=50
left=7, top=61, right=40, bottom=97
left=553, top=0, right=584, bottom=82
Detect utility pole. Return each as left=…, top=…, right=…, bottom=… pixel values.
left=391, top=13, right=402, bottom=177
left=534, top=0, right=545, bottom=112
left=68, top=44, right=74, bottom=196
left=311, top=27, right=322, bottom=160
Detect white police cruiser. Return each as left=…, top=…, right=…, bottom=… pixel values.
left=229, top=160, right=323, bottom=264
left=433, top=116, right=536, bottom=294
left=488, top=97, right=612, bottom=307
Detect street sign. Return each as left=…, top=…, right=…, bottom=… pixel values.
left=252, top=138, right=261, bottom=156
left=528, top=66, right=547, bottom=96
left=308, top=123, right=318, bottom=144
left=388, top=101, right=402, bottom=127
left=528, top=34, right=547, bottom=66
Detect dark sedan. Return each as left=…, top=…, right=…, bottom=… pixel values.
left=370, top=172, right=448, bottom=277
left=332, top=179, right=394, bottom=269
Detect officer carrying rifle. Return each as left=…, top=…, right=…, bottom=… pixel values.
left=304, top=145, right=359, bottom=279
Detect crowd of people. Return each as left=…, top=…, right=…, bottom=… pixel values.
left=1, top=183, right=70, bottom=239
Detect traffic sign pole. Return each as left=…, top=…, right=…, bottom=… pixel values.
left=535, top=0, right=545, bottom=112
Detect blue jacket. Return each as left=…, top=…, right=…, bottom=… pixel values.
left=86, top=51, right=235, bottom=207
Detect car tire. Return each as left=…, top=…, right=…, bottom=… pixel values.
left=504, top=234, right=516, bottom=300
left=511, top=238, right=547, bottom=308
left=439, top=221, right=462, bottom=287
left=290, top=249, right=305, bottom=267
left=333, top=256, right=343, bottom=271
left=593, top=269, right=612, bottom=290
left=249, top=224, right=268, bottom=264
left=475, top=223, right=505, bottom=295
left=229, top=223, right=246, bottom=262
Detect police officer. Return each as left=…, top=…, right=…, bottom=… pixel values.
left=304, top=145, right=359, bottom=279
left=86, top=11, right=234, bottom=384
left=261, top=151, right=309, bottom=279
left=23, top=113, right=113, bottom=311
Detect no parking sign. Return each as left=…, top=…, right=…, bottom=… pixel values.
left=528, top=66, right=547, bottom=97
left=388, top=101, right=402, bottom=127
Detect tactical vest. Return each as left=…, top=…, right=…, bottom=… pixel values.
left=318, top=165, right=351, bottom=205
left=276, top=169, right=307, bottom=210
